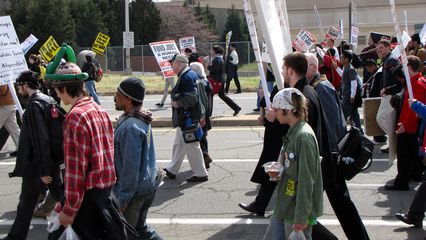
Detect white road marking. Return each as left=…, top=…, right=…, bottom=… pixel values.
left=0, top=218, right=423, bottom=227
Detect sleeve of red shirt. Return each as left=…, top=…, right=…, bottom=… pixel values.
left=60, top=114, right=91, bottom=218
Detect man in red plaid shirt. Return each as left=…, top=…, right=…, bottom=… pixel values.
left=50, top=62, right=116, bottom=238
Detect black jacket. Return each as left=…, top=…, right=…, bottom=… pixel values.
left=208, top=56, right=225, bottom=83
left=9, top=91, right=59, bottom=178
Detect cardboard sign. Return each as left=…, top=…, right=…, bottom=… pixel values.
left=0, top=16, right=28, bottom=85
left=92, top=32, right=110, bottom=55
left=350, top=26, right=359, bottom=47
left=21, top=34, right=38, bottom=55
left=179, top=36, right=196, bottom=53
left=39, top=36, right=60, bottom=62
left=292, top=29, right=317, bottom=52
left=149, top=40, right=180, bottom=78
left=325, top=27, right=341, bottom=40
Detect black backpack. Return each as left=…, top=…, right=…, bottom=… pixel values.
left=37, top=99, right=66, bottom=164
left=337, top=126, right=374, bottom=180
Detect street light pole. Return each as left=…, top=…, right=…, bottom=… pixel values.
left=124, top=0, right=132, bottom=74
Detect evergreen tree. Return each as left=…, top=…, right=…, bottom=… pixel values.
left=93, top=0, right=123, bottom=46
left=69, top=0, right=107, bottom=47
left=222, top=5, right=248, bottom=42
left=203, top=5, right=216, bottom=33
left=129, top=0, right=161, bottom=45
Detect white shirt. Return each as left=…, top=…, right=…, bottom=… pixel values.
left=229, top=50, right=239, bottom=65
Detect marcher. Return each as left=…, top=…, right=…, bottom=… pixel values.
left=113, top=77, right=163, bottom=239
left=385, top=57, right=426, bottom=191
left=81, top=55, right=101, bottom=105
left=376, top=39, right=401, bottom=164
left=266, top=87, right=323, bottom=240
left=225, top=44, right=242, bottom=94
left=305, top=53, right=370, bottom=240
left=163, top=54, right=209, bottom=182
left=50, top=62, right=116, bottom=238
left=208, top=46, right=241, bottom=116
left=2, top=71, right=63, bottom=240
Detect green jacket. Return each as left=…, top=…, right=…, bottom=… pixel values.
left=273, top=120, right=323, bottom=224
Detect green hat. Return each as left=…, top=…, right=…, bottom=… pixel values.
left=44, top=43, right=88, bottom=83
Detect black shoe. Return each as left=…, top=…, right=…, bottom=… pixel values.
left=155, top=103, right=164, bottom=107
left=9, top=151, right=17, bottom=157
left=252, top=108, right=260, bottom=112
left=395, top=213, right=423, bottom=228
left=186, top=175, right=208, bottom=182
left=384, top=184, right=409, bottom=191
left=234, top=90, right=242, bottom=94
left=238, top=202, right=265, bottom=216
left=163, top=168, right=176, bottom=179
left=203, top=153, right=213, bottom=169
left=233, top=107, right=241, bottom=116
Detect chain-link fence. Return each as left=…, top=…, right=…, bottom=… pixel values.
left=80, top=41, right=255, bottom=73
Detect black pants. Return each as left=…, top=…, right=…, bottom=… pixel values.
left=7, top=171, right=62, bottom=240
left=217, top=85, right=240, bottom=111
left=395, top=132, right=418, bottom=187
left=252, top=182, right=276, bottom=213
left=407, top=173, right=426, bottom=222
left=317, top=180, right=370, bottom=240
left=225, top=65, right=241, bottom=93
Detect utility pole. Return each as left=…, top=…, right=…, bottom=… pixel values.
left=124, top=0, right=132, bottom=75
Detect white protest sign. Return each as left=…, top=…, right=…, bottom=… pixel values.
left=404, top=11, right=408, bottom=34
left=350, top=26, right=359, bottom=47
left=254, top=0, right=285, bottom=89
left=339, top=19, right=344, bottom=39
left=390, top=30, right=411, bottom=59
left=325, top=27, right=341, bottom=40
left=179, top=36, right=196, bottom=53
left=225, top=31, right=232, bottom=56
left=292, top=29, right=317, bottom=52
left=244, top=0, right=270, bottom=108
left=261, top=39, right=271, bottom=63
left=314, top=4, right=324, bottom=34
left=21, top=34, right=38, bottom=55
left=123, top=31, right=134, bottom=49
left=419, top=22, right=426, bottom=45
left=0, top=16, right=28, bottom=86
left=275, top=0, right=292, bottom=55
left=149, top=40, right=180, bottom=78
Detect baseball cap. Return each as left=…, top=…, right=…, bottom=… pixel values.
left=169, top=53, right=189, bottom=64
left=272, top=88, right=306, bottom=110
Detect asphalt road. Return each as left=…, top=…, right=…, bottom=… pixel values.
left=0, top=93, right=425, bottom=240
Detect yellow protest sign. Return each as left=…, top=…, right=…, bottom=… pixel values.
left=92, top=32, right=110, bottom=55
left=39, top=36, right=60, bottom=62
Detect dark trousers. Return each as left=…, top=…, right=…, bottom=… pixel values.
left=343, top=102, right=362, bottom=133
left=407, top=174, right=426, bottom=222
left=225, top=66, right=241, bottom=93
left=316, top=180, right=370, bottom=240
left=7, top=171, right=62, bottom=240
left=0, top=126, right=9, bottom=151
left=252, top=182, right=276, bottom=213
left=217, top=85, right=240, bottom=111
left=395, top=132, right=418, bottom=187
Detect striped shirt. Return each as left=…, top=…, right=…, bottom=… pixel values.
left=56, top=97, right=116, bottom=217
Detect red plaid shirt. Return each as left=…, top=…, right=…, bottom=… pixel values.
left=55, top=97, right=116, bottom=217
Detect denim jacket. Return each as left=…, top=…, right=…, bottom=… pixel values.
left=113, top=110, right=157, bottom=208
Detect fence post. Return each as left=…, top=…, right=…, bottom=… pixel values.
left=141, top=45, right=145, bottom=73
left=105, top=47, right=109, bottom=72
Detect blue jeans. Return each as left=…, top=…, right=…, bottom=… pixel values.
left=85, top=80, right=100, bottom=105
left=123, top=191, right=162, bottom=240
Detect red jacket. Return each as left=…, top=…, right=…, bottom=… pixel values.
left=398, top=73, right=426, bottom=134
left=321, top=55, right=342, bottom=90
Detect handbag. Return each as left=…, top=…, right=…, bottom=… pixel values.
left=337, top=126, right=374, bottom=180
left=207, top=75, right=222, bottom=94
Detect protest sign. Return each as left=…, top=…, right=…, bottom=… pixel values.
left=325, top=27, right=341, bottom=40
left=225, top=31, right=232, bottom=56
left=244, top=0, right=270, bottom=107
left=179, top=36, right=196, bottom=53
left=314, top=4, right=324, bottom=34
left=149, top=40, right=180, bottom=78
left=419, top=22, right=426, bottom=45
left=0, top=16, right=26, bottom=116
left=123, top=31, right=134, bottom=49
left=275, top=0, right=292, bottom=55
left=350, top=26, right=359, bottom=47
left=21, top=34, right=38, bottom=55
left=39, top=36, right=60, bottom=62
left=339, top=19, right=344, bottom=39
left=292, top=29, right=317, bottom=52
left=0, top=16, right=28, bottom=85
left=261, top=39, right=271, bottom=63
left=92, top=32, right=110, bottom=55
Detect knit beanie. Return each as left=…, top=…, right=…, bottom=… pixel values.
left=118, top=77, right=146, bottom=103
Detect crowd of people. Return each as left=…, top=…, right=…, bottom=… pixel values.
left=0, top=31, right=425, bottom=239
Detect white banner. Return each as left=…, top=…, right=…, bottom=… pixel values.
left=0, top=16, right=28, bottom=86
left=21, top=34, right=38, bottom=55
left=261, top=39, right=271, bottom=63
left=275, top=0, right=292, bottom=55
left=292, top=29, right=317, bottom=52
left=149, top=40, right=180, bottom=78
left=254, top=0, right=285, bottom=89
left=389, top=0, right=412, bottom=100
left=179, top=36, right=196, bottom=52
left=244, top=0, right=270, bottom=108
left=350, top=26, right=359, bottom=47
left=390, top=30, right=411, bottom=59
left=420, top=22, right=426, bottom=45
